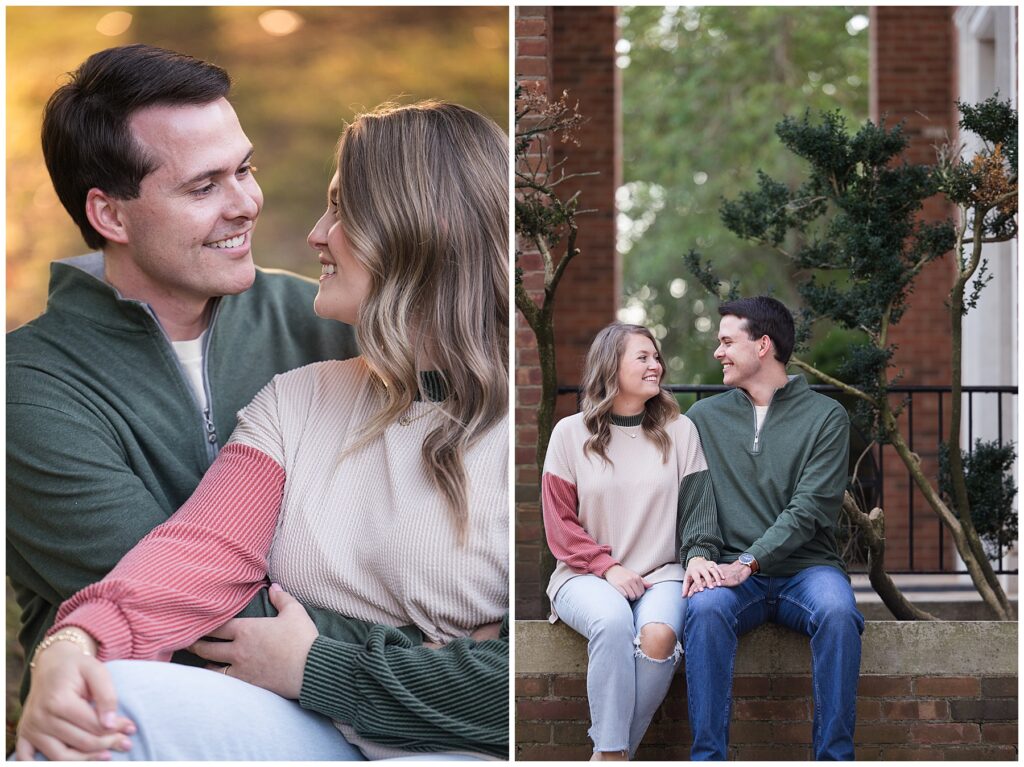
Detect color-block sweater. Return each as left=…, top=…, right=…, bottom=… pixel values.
left=685, top=375, right=850, bottom=576
left=53, top=358, right=509, bottom=757
left=542, top=411, right=720, bottom=612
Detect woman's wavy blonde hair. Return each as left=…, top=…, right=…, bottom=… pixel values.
left=336, top=101, right=508, bottom=543
left=580, top=323, right=679, bottom=465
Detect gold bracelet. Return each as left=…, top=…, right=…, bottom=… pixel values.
left=30, top=627, right=94, bottom=670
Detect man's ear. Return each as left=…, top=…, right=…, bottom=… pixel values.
left=757, top=335, right=774, bottom=361
left=85, top=188, right=130, bottom=245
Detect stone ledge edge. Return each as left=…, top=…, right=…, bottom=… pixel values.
left=515, top=620, right=1018, bottom=676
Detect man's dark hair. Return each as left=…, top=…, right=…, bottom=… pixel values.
left=41, top=44, right=231, bottom=249
left=718, top=296, right=795, bottom=364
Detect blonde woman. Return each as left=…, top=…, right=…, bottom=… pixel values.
left=16, top=102, right=508, bottom=761
left=543, top=323, right=723, bottom=760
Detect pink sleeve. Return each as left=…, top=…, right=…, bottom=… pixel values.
left=52, top=443, right=285, bottom=662
left=542, top=472, right=619, bottom=576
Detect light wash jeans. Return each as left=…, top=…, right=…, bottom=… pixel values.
left=553, top=576, right=685, bottom=757
left=683, top=565, right=864, bottom=761
left=22, top=660, right=482, bottom=761
left=110, top=660, right=362, bottom=760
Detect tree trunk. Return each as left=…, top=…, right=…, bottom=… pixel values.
left=534, top=307, right=559, bottom=614
left=841, top=493, right=936, bottom=621
left=886, top=424, right=1012, bottom=620
left=945, top=218, right=1012, bottom=612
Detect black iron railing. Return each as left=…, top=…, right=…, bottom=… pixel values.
left=557, top=384, right=1018, bottom=576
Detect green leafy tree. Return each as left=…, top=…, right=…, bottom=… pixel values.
left=940, top=441, right=1018, bottom=561
left=690, top=99, right=1017, bottom=620
left=619, top=5, right=868, bottom=383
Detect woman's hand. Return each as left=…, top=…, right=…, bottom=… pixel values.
left=683, top=556, right=724, bottom=597
left=189, top=583, right=317, bottom=700
left=604, top=564, right=652, bottom=600
left=15, top=634, right=135, bottom=761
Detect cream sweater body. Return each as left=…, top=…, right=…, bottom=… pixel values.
left=233, top=358, right=509, bottom=644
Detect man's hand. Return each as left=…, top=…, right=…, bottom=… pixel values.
left=604, top=564, right=652, bottom=600
left=15, top=638, right=135, bottom=761
left=683, top=556, right=725, bottom=597
left=188, top=583, right=317, bottom=700
left=715, top=561, right=754, bottom=589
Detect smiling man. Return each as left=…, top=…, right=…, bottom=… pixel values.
left=682, top=296, right=864, bottom=761
left=6, top=45, right=358, bottom=706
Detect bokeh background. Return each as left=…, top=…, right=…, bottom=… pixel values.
left=6, top=5, right=509, bottom=330
left=6, top=4, right=507, bottom=742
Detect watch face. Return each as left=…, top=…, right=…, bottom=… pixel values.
left=739, top=553, right=754, bottom=566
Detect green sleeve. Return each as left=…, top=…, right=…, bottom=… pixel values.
left=678, top=468, right=723, bottom=565
left=299, top=614, right=509, bottom=758
left=747, top=408, right=850, bottom=569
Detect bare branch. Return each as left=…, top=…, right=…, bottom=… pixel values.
left=550, top=222, right=580, bottom=294
left=790, top=356, right=875, bottom=404
left=980, top=225, right=1018, bottom=244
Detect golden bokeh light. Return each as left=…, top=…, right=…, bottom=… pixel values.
left=96, top=11, right=133, bottom=37
left=257, top=9, right=304, bottom=37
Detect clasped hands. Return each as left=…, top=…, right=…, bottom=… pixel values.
left=606, top=558, right=752, bottom=601
left=682, top=557, right=752, bottom=597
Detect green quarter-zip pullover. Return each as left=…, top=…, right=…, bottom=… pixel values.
left=685, top=375, right=850, bottom=576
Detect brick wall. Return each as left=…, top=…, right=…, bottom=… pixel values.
left=870, top=6, right=958, bottom=571
left=517, top=672, right=1018, bottom=760
left=516, top=621, right=1019, bottom=760
left=515, top=7, right=620, bottom=618
left=549, top=6, right=621, bottom=400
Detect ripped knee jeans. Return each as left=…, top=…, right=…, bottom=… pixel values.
left=553, top=575, right=686, bottom=757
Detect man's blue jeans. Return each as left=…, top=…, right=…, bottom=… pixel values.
left=683, top=565, right=864, bottom=760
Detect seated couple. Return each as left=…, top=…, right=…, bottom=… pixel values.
left=8, top=45, right=508, bottom=761
left=543, top=299, right=864, bottom=761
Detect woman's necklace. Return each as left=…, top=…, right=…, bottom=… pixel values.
left=612, top=423, right=641, bottom=439
left=398, top=407, right=432, bottom=427
left=611, top=412, right=645, bottom=439
left=388, top=370, right=446, bottom=427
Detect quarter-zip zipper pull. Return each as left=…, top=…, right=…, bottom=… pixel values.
left=199, top=299, right=222, bottom=460
left=203, top=407, right=218, bottom=445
